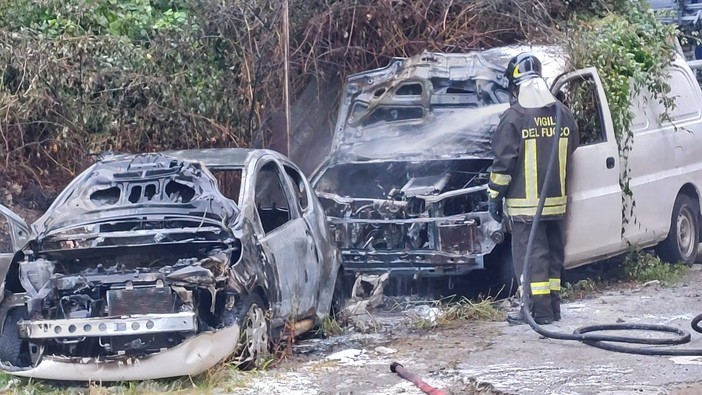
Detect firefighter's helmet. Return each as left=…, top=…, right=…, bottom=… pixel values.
left=505, top=52, right=542, bottom=87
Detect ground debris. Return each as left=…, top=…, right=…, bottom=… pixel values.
left=403, top=304, right=443, bottom=326
left=375, top=346, right=397, bottom=355
left=444, top=379, right=513, bottom=395
left=343, top=273, right=391, bottom=315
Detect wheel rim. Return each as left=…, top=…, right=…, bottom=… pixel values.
left=237, top=303, right=269, bottom=366
left=677, top=206, right=696, bottom=260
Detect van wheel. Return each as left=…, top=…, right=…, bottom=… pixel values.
left=656, top=194, right=700, bottom=265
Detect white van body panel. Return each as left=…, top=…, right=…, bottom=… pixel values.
left=560, top=55, right=702, bottom=269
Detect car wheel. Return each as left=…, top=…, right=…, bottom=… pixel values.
left=232, top=294, right=271, bottom=369
left=0, top=307, right=28, bottom=367
left=656, top=194, right=700, bottom=265
left=330, top=269, right=350, bottom=320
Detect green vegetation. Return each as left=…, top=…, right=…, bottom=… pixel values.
left=440, top=297, right=505, bottom=322
left=561, top=278, right=599, bottom=301
left=0, top=0, right=681, bottom=194
left=410, top=297, right=506, bottom=330
left=317, top=315, right=344, bottom=337
left=562, top=248, right=689, bottom=301
left=0, top=0, right=304, bottom=189
left=567, top=3, right=679, bottom=229
left=618, top=248, right=688, bottom=285
left=0, top=366, right=265, bottom=394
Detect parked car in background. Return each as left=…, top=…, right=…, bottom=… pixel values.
left=311, top=44, right=702, bottom=293
left=0, top=148, right=341, bottom=381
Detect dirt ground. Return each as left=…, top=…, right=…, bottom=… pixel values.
left=220, top=266, right=702, bottom=395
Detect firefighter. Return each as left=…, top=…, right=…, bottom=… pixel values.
left=487, top=53, right=579, bottom=325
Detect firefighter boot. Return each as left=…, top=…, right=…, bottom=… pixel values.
left=507, top=302, right=554, bottom=325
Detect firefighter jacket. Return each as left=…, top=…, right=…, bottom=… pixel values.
left=488, top=100, right=579, bottom=221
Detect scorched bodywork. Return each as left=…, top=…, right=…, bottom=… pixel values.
left=0, top=148, right=341, bottom=381
left=311, top=47, right=565, bottom=282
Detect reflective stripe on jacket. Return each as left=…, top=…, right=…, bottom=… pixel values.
left=488, top=101, right=579, bottom=221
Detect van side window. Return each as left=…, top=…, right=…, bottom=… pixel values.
left=660, top=67, right=701, bottom=123
left=555, top=77, right=606, bottom=146
left=630, top=94, right=649, bottom=133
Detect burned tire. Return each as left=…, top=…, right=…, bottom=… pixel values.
left=656, top=194, right=700, bottom=265
left=0, top=307, right=28, bottom=367
left=484, top=244, right=518, bottom=299
left=330, top=269, right=350, bottom=320
left=232, top=294, right=271, bottom=370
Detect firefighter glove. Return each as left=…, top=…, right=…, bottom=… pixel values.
left=488, top=198, right=503, bottom=222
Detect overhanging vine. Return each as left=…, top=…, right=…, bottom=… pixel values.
left=567, top=2, right=679, bottom=235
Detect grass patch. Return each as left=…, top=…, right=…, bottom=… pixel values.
left=441, top=297, right=505, bottom=322
left=561, top=278, right=598, bottom=301
left=561, top=248, right=689, bottom=301
left=317, top=316, right=343, bottom=337
left=0, top=363, right=265, bottom=395
left=617, top=248, right=688, bottom=286
left=405, top=296, right=506, bottom=330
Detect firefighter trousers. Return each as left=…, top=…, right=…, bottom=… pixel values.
left=511, top=219, right=565, bottom=321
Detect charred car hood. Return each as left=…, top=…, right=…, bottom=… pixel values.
left=324, top=46, right=567, bottom=167
left=30, top=153, right=239, bottom=242
left=326, top=50, right=510, bottom=166
left=330, top=104, right=509, bottom=164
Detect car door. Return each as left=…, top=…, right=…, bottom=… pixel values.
left=282, top=164, right=322, bottom=312
left=550, top=68, right=623, bottom=268
left=252, top=159, right=317, bottom=319
left=0, top=205, right=30, bottom=288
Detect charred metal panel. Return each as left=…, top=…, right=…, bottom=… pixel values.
left=310, top=50, right=521, bottom=276
left=18, top=312, right=197, bottom=339
left=33, top=153, right=239, bottom=239
left=107, top=288, right=176, bottom=316
left=436, top=218, right=478, bottom=255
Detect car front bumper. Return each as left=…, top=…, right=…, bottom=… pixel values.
left=1, top=324, right=241, bottom=381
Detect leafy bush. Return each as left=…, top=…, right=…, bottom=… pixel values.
left=0, top=0, right=296, bottom=190
left=0, top=0, right=681, bottom=196
left=567, top=3, right=679, bottom=230
left=618, top=248, right=688, bottom=285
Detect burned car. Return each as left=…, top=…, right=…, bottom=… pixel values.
left=312, top=43, right=702, bottom=292
left=0, top=148, right=341, bottom=381
left=311, top=49, right=566, bottom=288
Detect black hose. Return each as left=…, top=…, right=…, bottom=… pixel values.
left=519, top=98, right=702, bottom=355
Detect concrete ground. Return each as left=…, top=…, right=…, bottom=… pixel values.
left=230, top=266, right=702, bottom=395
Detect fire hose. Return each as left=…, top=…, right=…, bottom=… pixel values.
left=390, top=362, right=446, bottom=395
left=389, top=95, right=702, bottom=395
left=520, top=101, right=702, bottom=355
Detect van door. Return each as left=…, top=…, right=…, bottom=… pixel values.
left=550, top=68, right=623, bottom=268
